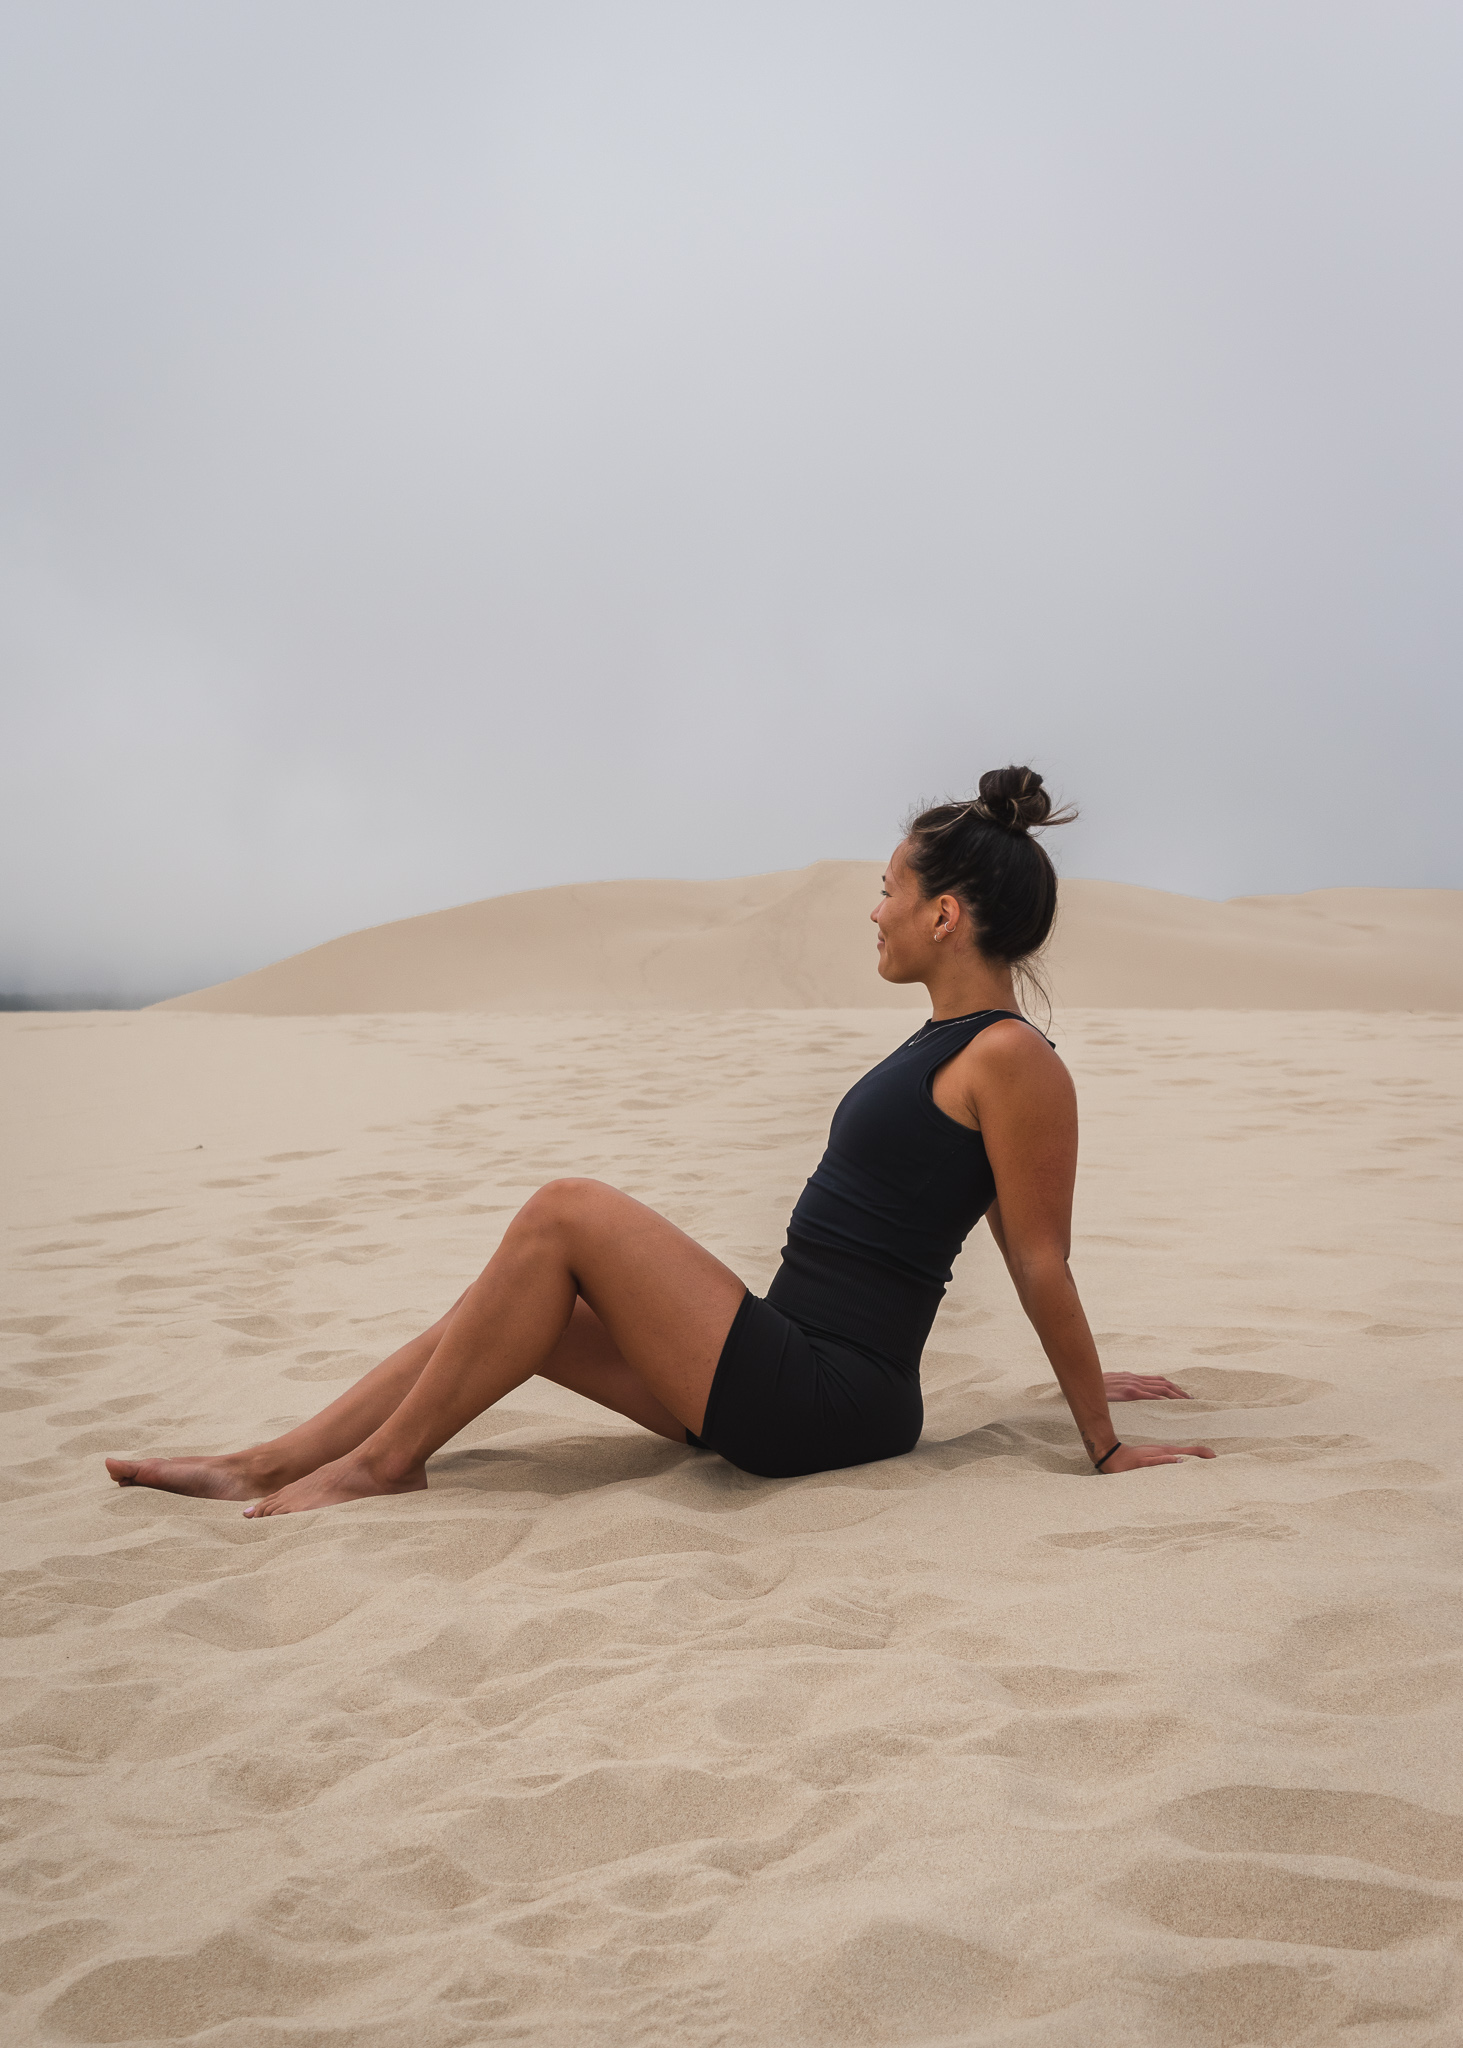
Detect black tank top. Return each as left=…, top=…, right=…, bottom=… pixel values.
left=766, top=1009, right=1051, bottom=1371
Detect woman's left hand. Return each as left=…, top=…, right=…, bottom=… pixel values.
left=1103, top=1371, right=1191, bottom=1401
left=1097, top=1440, right=1215, bottom=1473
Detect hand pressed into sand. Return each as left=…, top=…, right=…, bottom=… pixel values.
left=1102, top=1371, right=1191, bottom=1401
left=1093, top=1438, right=1216, bottom=1473
left=1093, top=1373, right=1214, bottom=1471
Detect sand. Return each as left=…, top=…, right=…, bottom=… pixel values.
left=156, top=866, right=1463, bottom=1016
left=3, top=990, right=1461, bottom=2045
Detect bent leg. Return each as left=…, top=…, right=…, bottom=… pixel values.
left=536, top=1298, right=691, bottom=1443
left=247, top=1180, right=744, bottom=1515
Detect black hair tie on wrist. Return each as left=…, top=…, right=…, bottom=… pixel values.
left=1093, top=1441, right=1122, bottom=1471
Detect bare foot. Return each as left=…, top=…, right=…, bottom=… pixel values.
left=243, top=1451, right=427, bottom=1517
left=105, top=1453, right=279, bottom=1501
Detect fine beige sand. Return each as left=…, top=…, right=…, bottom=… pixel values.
left=157, top=866, right=1463, bottom=1015
left=3, top=989, right=1461, bottom=2044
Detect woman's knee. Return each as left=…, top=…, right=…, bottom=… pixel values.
left=514, top=1177, right=611, bottom=1238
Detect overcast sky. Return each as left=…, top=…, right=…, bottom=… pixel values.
left=3, top=2, right=1460, bottom=995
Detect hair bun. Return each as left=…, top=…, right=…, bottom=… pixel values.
left=975, top=765, right=1052, bottom=834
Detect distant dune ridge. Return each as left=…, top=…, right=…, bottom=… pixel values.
left=158, top=862, right=1463, bottom=1014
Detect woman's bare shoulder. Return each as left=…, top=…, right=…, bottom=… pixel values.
left=967, top=1016, right=1066, bottom=1068
left=958, top=1018, right=1074, bottom=1103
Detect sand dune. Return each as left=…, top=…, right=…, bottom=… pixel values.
left=158, top=864, right=1463, bottom=1015
left=3, top=1001, right=1461, bottom=2043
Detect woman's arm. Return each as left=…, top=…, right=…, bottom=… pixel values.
left=958, top=1026, right=1214, bottom=1475
left=983, top=1196, right=1119, bottom=1462
left=984, top=1208, right=1191, bottom=1407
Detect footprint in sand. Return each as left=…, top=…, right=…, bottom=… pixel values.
left=1020, top=1365, right=1332, bottom=1412
left=72, top=1208, right=171, bottom=1225
left=250, top=1875, right=374, bottom=1947
left=41, top=1929, right=355, bottom=2040
left=919, top=1419, right=1086, bottom=1476
left=46, top=1393, right=155, bottom=1429
left=165, top=1572, right=362, bottom=1653
left=13, top=1331, right=118, bottom=1379
left=436, top=1761, right=793, bottom=1884
left=1189, top=1432, right=1361, bottom=1465
left=1047, top=1505, right=1294, bottom=1554
left=981, top=1707, right=1195, bottom=1780
left=1246, top=1598, right=1463, bottom=1715
left=758, top=1919, right=1017, bottom=2043
left=1163, top=1366, right=1335, bottom=1408
left=0, top=1796, right=65, bottom=1846
left=1, top=1684, right=161, bottom=1764
left=713, top=1673, right=822, bottom=1744
left=991, top=1665, right=1128, bottom=1709
left=361, top=1844, right=493, bottom=1914
left=1138, top=1961, right=1348, bottom=2045
left=1158, top=1785, right=1463, bottom=1882
left=260, top=1202, right=345, bottom=1232
left=1296, top=1484, right=1456, bottom=1541
left=1117, top=1854, right=1459, bottom=1948
left=387, top=1622, right=497, bottom=1699
left=0, top=1918, right=110, bottom=1998
left=525, top=1509, right=745, bottom=1575
left=3, top=1845, right=127, bottom=1905
left=208, top=1745, right=372, bottom=1813
left=785, top=1725, right=928, bottom=1789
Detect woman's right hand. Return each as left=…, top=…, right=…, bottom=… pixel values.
left=1097, top=1440, right=1215, bottom=1473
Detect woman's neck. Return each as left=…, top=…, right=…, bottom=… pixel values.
left=923, top=949, right=1021, bottom=1022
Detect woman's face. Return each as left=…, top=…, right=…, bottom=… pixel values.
left=872, top=840, right=945, bottom=982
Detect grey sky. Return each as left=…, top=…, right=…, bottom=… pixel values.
left=3, top=2, right=1460, bottom=996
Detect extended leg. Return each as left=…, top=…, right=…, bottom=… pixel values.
left=107, top=1263, right=696, bottom=1504
left=105, top=1293, right=469, bottom=1501
left=246, top=1179, right=744, bottom=1515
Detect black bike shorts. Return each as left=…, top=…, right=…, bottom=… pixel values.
left=685, top=1289, right=923, bottom=1480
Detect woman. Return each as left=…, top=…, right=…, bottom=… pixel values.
left=107, top=766, right=1213, bottom=1516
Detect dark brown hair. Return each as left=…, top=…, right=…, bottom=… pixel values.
left=905, top=766, right=1076, bottom=966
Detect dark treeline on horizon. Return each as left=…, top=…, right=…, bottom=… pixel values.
left=0, top=993, right=173, bottom=1012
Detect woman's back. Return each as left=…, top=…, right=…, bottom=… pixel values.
left=766, top=1008, right=1049, bottom=1374
left=789, top=1007, right=1051, bottom=1287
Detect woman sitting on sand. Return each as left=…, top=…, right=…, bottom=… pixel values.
left=108, top=766, right=1213, bottom=1516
